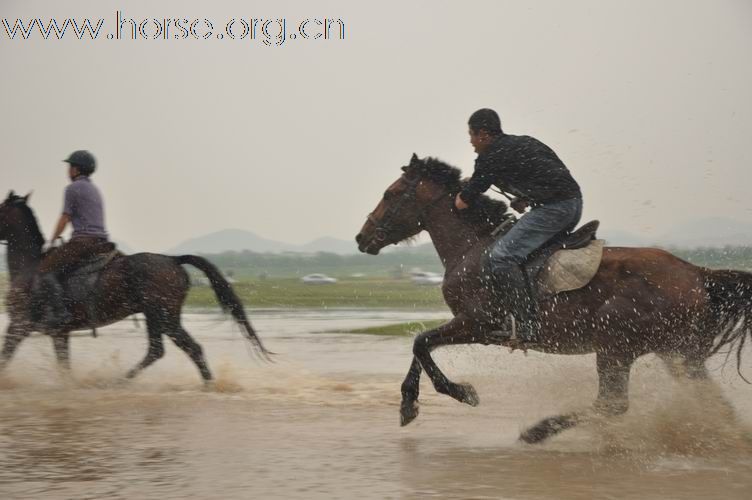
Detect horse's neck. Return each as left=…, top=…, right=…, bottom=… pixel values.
left=5, top=217, right=43, bottom=279
left=6, top=240, right=41, bottom=280
left=422, top=202, right=484, bottom=270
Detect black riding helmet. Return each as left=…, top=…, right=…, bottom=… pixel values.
left=63, top=150, right=96, bottom=176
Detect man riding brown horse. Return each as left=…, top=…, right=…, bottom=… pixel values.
left=455, top=108, right=583, bottom=343
left=356, top=154, right=752, bottom=443
left=35, top=150, right=112, bottom=328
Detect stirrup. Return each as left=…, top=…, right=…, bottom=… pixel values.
left=489, top=314, right=538, bottom=345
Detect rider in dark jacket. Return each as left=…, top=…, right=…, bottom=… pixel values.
left=455, top=109, right=583, bottom=342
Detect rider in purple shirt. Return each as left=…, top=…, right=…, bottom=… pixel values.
left=36, top=150, right=110, bottom=328
left=62, top=176, right=108, bottom=240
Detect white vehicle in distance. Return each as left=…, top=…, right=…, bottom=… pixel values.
left=411, top=271, right=443, bottom=286
left=301, top=273, right=338, bottom=284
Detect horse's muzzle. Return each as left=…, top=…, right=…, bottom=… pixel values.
left=355, top=233, right=381, bottom=255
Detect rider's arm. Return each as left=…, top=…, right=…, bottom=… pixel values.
left=51, top=184, right=75, bottom=243
left=458, top=158, right=495, bottom=206
left=50, top=213, right=70, bottom=243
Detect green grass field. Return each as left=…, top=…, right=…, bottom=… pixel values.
left=0, top=275, right=446, bottom=312
left=186, top=278, right=447, bottom=310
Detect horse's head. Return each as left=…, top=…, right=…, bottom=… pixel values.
left=356, top=154, right=455, bottom=255
left=356, top=155, right=511, bottom=255
left=0, top=191, right=40, bottom=245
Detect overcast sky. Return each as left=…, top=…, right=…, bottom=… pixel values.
left=1, top=0, right=750, bottom=252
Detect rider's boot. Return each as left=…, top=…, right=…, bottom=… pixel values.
left=491, top=262, right=539, bottom=343
left=38, top=273, right=73, bottom=329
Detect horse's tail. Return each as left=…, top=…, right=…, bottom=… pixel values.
left=175, top=255, right=273, bottom=361
left=704, top=269, right=752, bottom=382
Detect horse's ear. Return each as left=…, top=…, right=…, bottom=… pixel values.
left=401, top=166, right=408, bottom=172
left=23, top=191, right=32, bottom=203
left=6, top=190, right=15, bottom=201
left=410, top=153, right=420, bottom=165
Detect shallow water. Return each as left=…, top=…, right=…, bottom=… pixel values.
left=0, top=310, right=751, bottom=499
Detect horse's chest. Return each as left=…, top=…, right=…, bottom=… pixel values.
left=442, top=270, right=488, bottom=309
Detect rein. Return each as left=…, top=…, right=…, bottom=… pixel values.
left=366, top=175, right=450, bottom=242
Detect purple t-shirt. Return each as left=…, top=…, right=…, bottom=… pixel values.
left=62, top=177, right=108, bottom=239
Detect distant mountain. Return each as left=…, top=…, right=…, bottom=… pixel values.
left=167, top=229, right=356, bottom=255
left=297, top=237, right=358, bottom=255
left=164, top=216, right=752, bottom=257
left=168, top=229, right=294, bottom=254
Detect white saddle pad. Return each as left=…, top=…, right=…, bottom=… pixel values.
left=537, top=239, right=604, bottom=296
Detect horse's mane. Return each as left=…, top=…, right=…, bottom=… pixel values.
left=409, top=157, right=510, bottom=236
left=4, top=194, right=45, bottom=249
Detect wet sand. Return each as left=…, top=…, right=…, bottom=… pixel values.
left=1, top=310, right=751, bottom=499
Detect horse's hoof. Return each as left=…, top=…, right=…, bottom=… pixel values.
left=519, top=413, right=581, bottom=444
left=519, top=427, right=547, bottom=444
left=458, top=383, right=480, bottom=407
left=400, top=399, right=420, bottom=426
left=202, top=380, right=216, bottom=392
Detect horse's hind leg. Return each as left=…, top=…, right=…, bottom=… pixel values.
left=125, top=317, right=165, bottom=379
left=165, top=325, right=212, bottom=382
left=51, top=332, right=71, bottom=371
left=521, top=353, right=633, bottom=444
left=660, top=353, right=742, bottom=429
left=592, top=354, right=632, bottom=416
left=659, top=353, right=709, bottom=381
left=520, top=412, right=582, bottom=444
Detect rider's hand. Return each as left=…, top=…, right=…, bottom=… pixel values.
left=43, top=237, right=61, bottom=253
left=455, top=193, right=469, bottom=210
left=510, top=198, right=529, bottom=213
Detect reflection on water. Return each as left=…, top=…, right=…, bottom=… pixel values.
left=0, top=310, right=751, bottom=499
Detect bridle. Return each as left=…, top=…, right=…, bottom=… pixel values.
left=365, top=174, right=451, bottom=243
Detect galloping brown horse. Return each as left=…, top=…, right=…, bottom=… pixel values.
left=356, top=155, right=752, bottom=443
left=0, top=191, right=271, bottom=381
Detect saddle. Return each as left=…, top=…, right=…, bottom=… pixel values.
left=30, top=242, right=121, bottom=332
left=488, top=220, right=602, bottom=301
left=523, top=220, right=601, bottom=299
left=61, top=247, right=120, bottom=303
left=64, top=246, right=121, bottom=334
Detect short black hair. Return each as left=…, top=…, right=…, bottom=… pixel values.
left=468, top=108, right=502, bottom=135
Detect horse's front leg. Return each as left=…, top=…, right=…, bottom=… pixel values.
left=400, top=357, right=423, bottom=426
left=0, top=323, right=31, bottom=371
left=411, top=316, right=481, bottom=407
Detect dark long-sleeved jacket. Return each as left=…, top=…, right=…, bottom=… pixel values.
left=459, top=133, right=582, bottom=206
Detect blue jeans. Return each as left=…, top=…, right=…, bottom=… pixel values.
left=490, top=198, right=583, bottom=267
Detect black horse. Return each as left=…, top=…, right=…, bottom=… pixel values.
left=0, top=191, right=271, bottom=381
